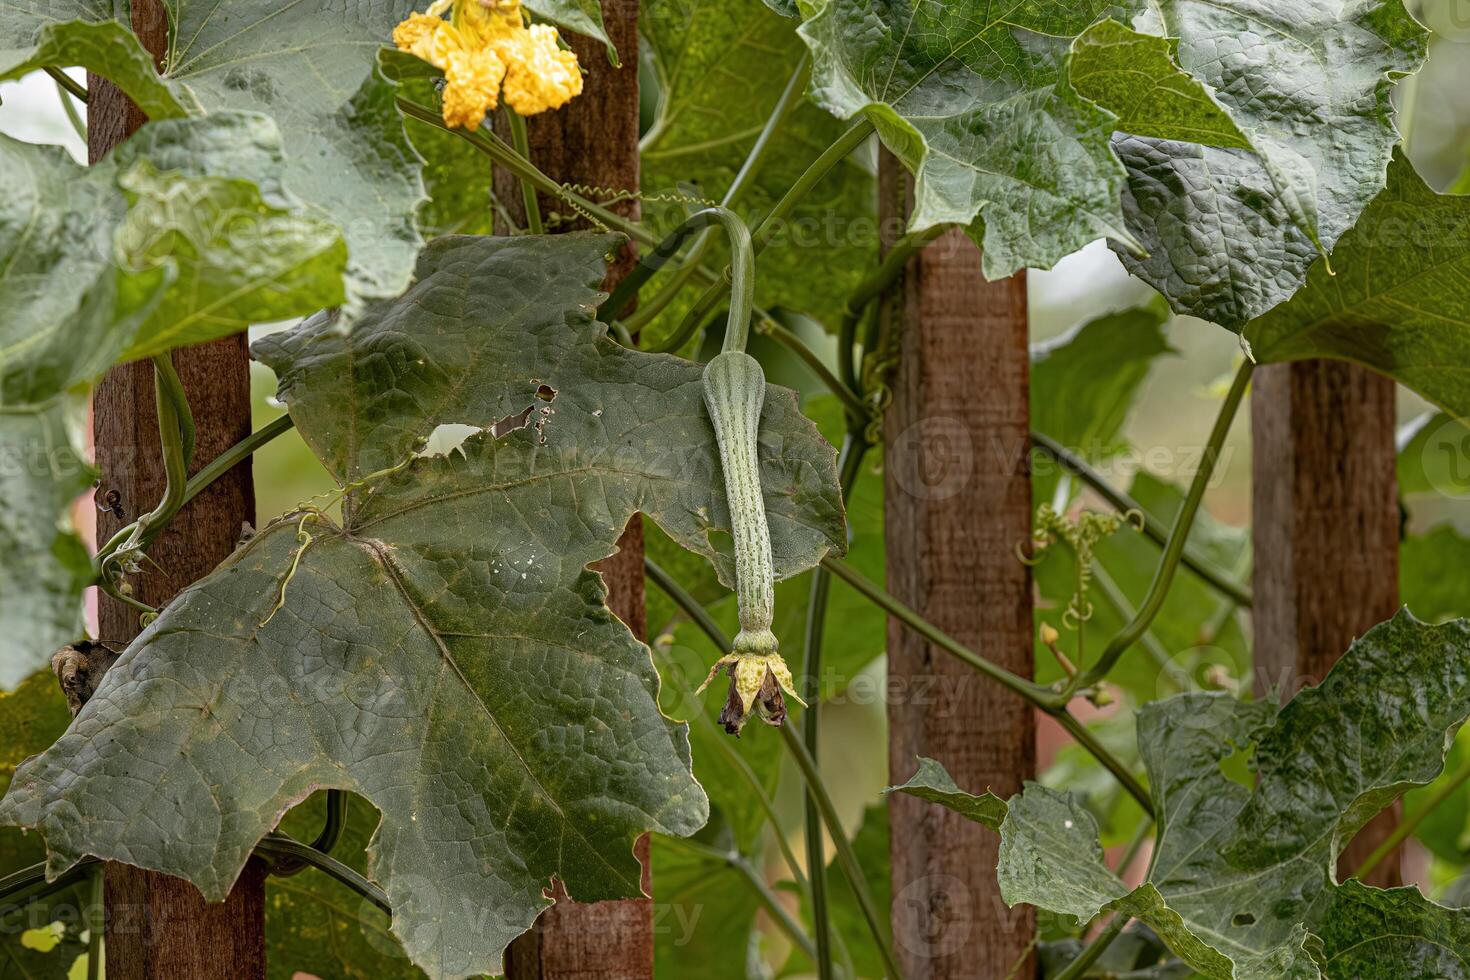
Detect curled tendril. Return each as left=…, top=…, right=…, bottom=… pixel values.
left=1027, top=504, right=1138, bottom=630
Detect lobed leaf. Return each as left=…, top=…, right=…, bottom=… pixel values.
left=1114, top=0, right=1427, bottom=329
left=888, top=756, right=1006, bottom=831
left=0, top=234, right=848, bottom=979
left=899, top=613, right=1470, bottom=978
left=797, top=0, right=1137, bottom=279
left=1245, top=152, right=1470, bottom=421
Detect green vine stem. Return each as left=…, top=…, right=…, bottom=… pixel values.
left=1354, top=757, right=1470, bottom=879
left=801, top=434, right=868, bottom=980
left=1070, top=361, right=1255, bottom=693
left=657, top=836, right=818, bottom=964
left=837, top=225, right=948, bottom=393
left=601, top=206, right=753, bottom=355
left=44, top=65, right=87, bottom=102
left=818, top=556, right=1155, bottom=817
left=1030, top=430, right=1253, bottom=608
left=53, top=76, right=87, bottom=142
left=1052, top=914, right=1128, bottom=980
left=646, top=555, right=899, bottom=976
left=255, top=835, right=390, bottom=914
left=667, top=119, right=877, bottom=348
left=95, top=413, right=297, bottom=582
left=269, top=789, right=349, bottom=876
left=779, top=724, right=903, bottom=980
left=504, top=107, right=544, bottom=234
left=86, top=864, right=103, bottom=980
left=625, top=56, right=811, bottom=334
left=752, top=315, right=867, bottom=421
left=397, top=96, right=653, bottom=245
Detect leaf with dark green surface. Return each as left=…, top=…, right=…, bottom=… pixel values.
left=1401, top=730, right=1470, bottom=866
left=1245, top=153, right=1470, bottom=420
left=1068, top=20, right=1249, bottom=151
left=641, top=0, right=876, bottom=340
left=0, top=672, right=86, bottom=980
left=268, top=792, right=423, bottom=980
left=1316, top=880, right=1470, bottom=979
left=798, top=0, right=1134, bottom=279
left=1115, top=0, right=1426, bottom=329
left=0, top=234, right=848, bottom=979
left=1031, top=296, right=1176, bottom=504
left=888, top=757, right=1006, bottom=831
left=910, top=614, right=1470, bottom=978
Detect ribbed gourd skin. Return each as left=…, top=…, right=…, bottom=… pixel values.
left=702, top=351, right=777, bottom=650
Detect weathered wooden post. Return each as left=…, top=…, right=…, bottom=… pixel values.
left=881, top=160, right=1036, bottom=978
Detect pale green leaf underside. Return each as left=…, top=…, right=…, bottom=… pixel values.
left=798, top=0, right=1136, bottom=279
left=0, top=116, right=341, bottom=689
left=1115, top=0, right=1426, bottom=329
left=1, top=234, right=848, bottom=979
left=1245, top=152, right=1470, bottom=422
left=0, top=0, right=427, bottom=312
left=0, top=402, right=93, bottom=693
left=888, top=756, right=1006, bottom=830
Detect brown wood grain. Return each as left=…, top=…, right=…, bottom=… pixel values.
left=87, top=1, right=266, bottom=975
left=495, top=3, right=654, bottom=977
left=880, top=157, right=1037, bottom=979
left=1252, top=360, right=1403, bottom=887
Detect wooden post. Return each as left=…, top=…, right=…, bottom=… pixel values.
left=87, top=1, right=267, bottom=975
left=1252, top=361, right=1402, bottom=886
left=495, top=3, right=654, bottom=977
left=881, top=161, right=1036, bottom=977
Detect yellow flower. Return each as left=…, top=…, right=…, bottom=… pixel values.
left=393, top=0, right=583, bottom=130
left=698, top=646, right=807, bottom=737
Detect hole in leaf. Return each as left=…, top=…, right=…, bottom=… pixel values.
left=1232, top=913, right=1256, bottom=927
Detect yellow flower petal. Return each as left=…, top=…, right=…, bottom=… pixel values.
left=499, top=23, right=583, bottom=115
left=442, top=46, right=506, bottom=129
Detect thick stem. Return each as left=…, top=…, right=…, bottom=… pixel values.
left=45, top=65, right=88, bottom=102
left=1072, top=361, right=1254, bottom=691
left=1052, top=916, right=1127, bottom=980
left=504, top=108, right=543, bottom=234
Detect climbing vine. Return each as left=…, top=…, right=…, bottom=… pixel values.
left=1, top=1, right=1470, bottom=979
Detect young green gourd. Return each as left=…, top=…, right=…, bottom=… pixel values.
left=696, top=350, right=805, bottom=735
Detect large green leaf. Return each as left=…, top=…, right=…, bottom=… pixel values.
left=641, top=0, right=876, bottom=338
left=1114, top=0, right=1426, bottom=329
left=0, top=234, right=848, bottom=978
left=1245, top=152, right=1470, bottom=420
left=1316, top=880, right=1470, bottom=978
left=0, top=115, right=343, bottom=688
left=797, top=0, right=1136, bottom=279
left=651, top=824, right=762, bottom=980
left=0, top=402, right=93, bottom=694
left=898, top=612, right=1470, bottom=978
left=0, top=0, right=426, bottom=311
left=888, top=756, right=1005, bottom=830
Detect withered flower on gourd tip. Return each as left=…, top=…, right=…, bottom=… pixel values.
left=698, top=640, right=806, bottom=737
left=393, top=0, right=583, bottom=130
